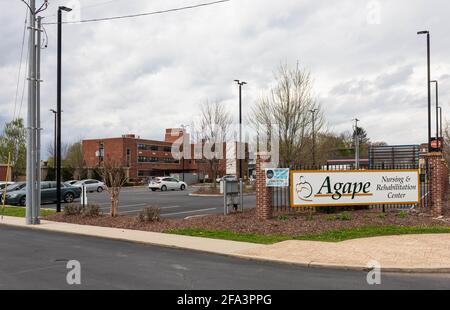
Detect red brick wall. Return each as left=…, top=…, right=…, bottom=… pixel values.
left=255, top=153, right=273, bottom=220
left=427, top=152, right=449, bottom=217
left=0, top=165, right=12, bottom=182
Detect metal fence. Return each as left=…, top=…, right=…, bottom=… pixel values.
left=271, top=162, right=430, bottom=213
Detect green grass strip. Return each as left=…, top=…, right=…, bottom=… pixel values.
left=0, top=206, right=55, bottom=218
left=169, top=226, right=450, bottom=244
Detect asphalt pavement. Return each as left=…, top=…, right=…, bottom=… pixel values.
left=42, top=187, right=256, bottom=218
left=0, top=225, right=449, bottom=290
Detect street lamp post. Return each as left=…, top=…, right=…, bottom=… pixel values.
left=50, top=109, right=57, bottom=180
left=234, top=80, right=247, bottom=180
left=417, top=31, right=432, bottom=152
left=310, top=109, right=318, bottom=167
left=431, top=80, right=439, bottom=150
left=180, top=125, right=190, bottom=182
left=56, top=6, right=72, bottom=213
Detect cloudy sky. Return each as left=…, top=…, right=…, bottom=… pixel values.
left=1, top=0, right=449, bottom=157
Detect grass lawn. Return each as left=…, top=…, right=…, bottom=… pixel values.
left=0, top=206, right=55, bottom=218
left=169, top=226, right=450, bottom=244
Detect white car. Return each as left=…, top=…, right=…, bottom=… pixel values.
left=216, top=175, right=237, bottom=183
left=73, top=179, right=106, bottom=193
left=149, top=177, right=187, bottom=192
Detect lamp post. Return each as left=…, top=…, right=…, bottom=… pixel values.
left=50, top=109, right=57, bottom=180
left=431, top=80, right=439, bottom=150
left=310, top=109, right=318, bottom=167
left=417, top=31, right=432, bottom=152
left=56, top=6, right=72, bottom=213
left=180, top=125, right=190, bottom=182
left=234, top=80, right=247, bottom=180
left=353, top=118, right=360, bottom=170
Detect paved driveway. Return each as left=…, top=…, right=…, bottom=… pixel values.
left=42, top=187, right=256, bottom=219
left=1, top=225, right=449, bottom=290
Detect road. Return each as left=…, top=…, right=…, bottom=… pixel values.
left=0, top=225, right=449, bottom=290
left=43, top=187, right=256, bottom=218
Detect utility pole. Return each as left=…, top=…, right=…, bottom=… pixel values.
left=353, top=118, right=360, bottom=170
left=56, top=6, right=72, bottom=213
left=34, top=16, right=42, bottom=224
left=26, top=0, right=36, bottom=225
left=310, top=109, right=317, bottom=167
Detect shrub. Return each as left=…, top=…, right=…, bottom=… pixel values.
left=81, top=204, right=101, bottom=218
left=398, top=211, right=409, bottom=219
left=278, top=214, right=289, bottom=221
left=63, top=203, right=101, bottom=217
left=137, top=207, right=161, bottom=223
left=338, top=212, right=352, bottom=221
left=64, top=204, right=82, bottom=216
left=378, top=213, right=386, bottom=219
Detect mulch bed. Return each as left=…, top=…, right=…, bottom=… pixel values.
left=44, top=208, right=450, bottom=237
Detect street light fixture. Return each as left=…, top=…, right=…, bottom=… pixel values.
left=417, top=30, right=432, bottom=152
left=56, top=6, right=72, bottom=213
left=234, top=80, right=247, bottom=181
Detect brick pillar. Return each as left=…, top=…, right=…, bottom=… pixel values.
left=255, top=152, right=273, bottom=220
left=427, top=152, right=449, bottom=217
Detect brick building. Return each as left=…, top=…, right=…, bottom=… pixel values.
left=0, top=164, right=12, bottom=182
left=82, top=129, right=249, bottom=183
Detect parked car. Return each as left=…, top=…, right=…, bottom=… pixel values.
left=148, top=177, right=187, bottom=192
left=66, top=180, right=79, bottom=186
left=4, top=182, right=26, bottom=192
left=216, top=175, right=237, bottom=183
left=73, top=179, right=106, bottom=193
left=3, top=181, right=81, bottom=206
left=0, top=182, right=15, bottom=190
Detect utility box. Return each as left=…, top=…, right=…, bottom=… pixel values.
left=220, top=180, right=239, bottom=194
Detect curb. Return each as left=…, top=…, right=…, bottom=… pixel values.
left=189, top=193, right=256, bottom=198
left=1, top=219, right=450, bottom=274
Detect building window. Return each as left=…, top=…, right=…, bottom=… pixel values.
left=138, top=156, right=179, bottom=164
left=126, top=148, right=131, bottom=167
left=138, top=144, right=159, bottom=151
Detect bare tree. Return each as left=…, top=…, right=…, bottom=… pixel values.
left=251, top=63, right=325, bottom=167
left=194, top=100, right=232, bottom=187
left=98, top=159, right=128, bottom=217
left=46, top=141, right=69, bottom=167
left=65, top=141, right=85, bottom=180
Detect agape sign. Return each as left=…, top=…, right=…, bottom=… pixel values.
left=291, top=170, right=420, bottom=207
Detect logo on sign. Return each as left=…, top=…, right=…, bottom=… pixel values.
left=295, top=177, right=313, bottom=202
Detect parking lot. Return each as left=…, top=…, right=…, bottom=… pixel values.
left=42, top=186, right=256, bottom=219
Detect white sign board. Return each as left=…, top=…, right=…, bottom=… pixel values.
left=266, top=169, right=290, bottom=187
left=291, top=170, right=420, bottom=207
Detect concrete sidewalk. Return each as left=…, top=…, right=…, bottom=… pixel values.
left=1, top=216, right=450, bottom=273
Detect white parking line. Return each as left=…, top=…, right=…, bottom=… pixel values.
left=100, top=203, right=147, bottom=210
left=118, top=205, right=184, bottom=214
left=161, top=208, right=217, bottom=217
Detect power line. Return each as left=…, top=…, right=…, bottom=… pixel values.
left=43, top=0, right=232, bottom=25
left=43, top=0, right=128, bottom=18
left=13, top=7, right=29, bottom=121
